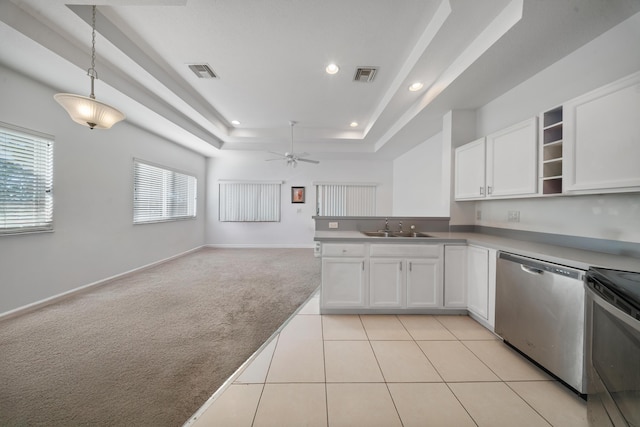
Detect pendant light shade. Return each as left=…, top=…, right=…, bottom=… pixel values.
left=54, top=93, right=125, bottom=129
left=54, top=5, right=124, bottom=130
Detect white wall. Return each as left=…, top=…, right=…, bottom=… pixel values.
left=0, top=65, right=207, bottom=314
left=472, top=12, right=640, bottom=243
left=206, top=152, right=393, bottom=246
left=392, top=132, right=447, bottom=216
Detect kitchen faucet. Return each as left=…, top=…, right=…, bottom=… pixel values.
left=398, top=221, right=403, bottom=233
left=384, top=217, right=390, bottom=232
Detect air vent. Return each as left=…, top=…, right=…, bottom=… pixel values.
left=188, top=64, right=217, bottom=79
left=353, top=67, right=378, bottom=82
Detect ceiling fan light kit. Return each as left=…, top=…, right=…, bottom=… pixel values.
left=54, top=5, right=125, bottom=130
left=267, top=121, right=320, bottom=167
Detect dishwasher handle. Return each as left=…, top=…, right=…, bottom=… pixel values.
left=521, top=264, right=543, bottom=275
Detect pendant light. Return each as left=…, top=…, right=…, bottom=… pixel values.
left=54, top=6, right=125, bottom=130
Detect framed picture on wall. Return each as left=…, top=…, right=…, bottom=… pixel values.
left=291, top=186, right=305, bottom=203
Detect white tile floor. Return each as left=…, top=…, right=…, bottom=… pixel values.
left=187, top=294, right=587, bottom=427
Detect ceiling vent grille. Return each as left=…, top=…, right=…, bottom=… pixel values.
left=353, top=67, right=378, bottom=82
left=188, top=64, right=217, bottom=79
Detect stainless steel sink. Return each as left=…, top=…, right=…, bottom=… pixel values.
left=362, top=231, right=392, bottom=237
left=361, top=231, right=434, bottom=238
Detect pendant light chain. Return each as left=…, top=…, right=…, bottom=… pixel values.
left=88, top=5, right=97, bottom=99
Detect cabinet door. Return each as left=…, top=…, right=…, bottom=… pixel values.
left=444, top=245, right=467, bottom=308
left=369, top=258, right=403, bottom=307
left=321, top=257, right=367, bottom=308
left=454, top=137, right=486, bottom=200
left=467, top=246, right=489, bottom=320
left=486, top=118, right=538, bottom=197
left=564, top=72, right=640, bottom=193
left=406, top=258, right=442, bottom=308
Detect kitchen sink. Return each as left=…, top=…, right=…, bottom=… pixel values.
left=361, top=231, right=434, bottom=238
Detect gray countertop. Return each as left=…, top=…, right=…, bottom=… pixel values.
left=314, top=230, right=640, bottom=273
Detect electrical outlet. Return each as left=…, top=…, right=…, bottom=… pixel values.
left=328, top=221, right=339, bottom=229
left=507, top=210, right=520, bottom=222
left=476, top=210, right=482, bottom=220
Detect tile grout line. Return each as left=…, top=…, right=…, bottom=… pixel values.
left=503, top=381, right=555, bottom=427
left=249, top=333, right=279, bottom=427
left=321, top=313, right=329, bottom=427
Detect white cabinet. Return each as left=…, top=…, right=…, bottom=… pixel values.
left=321, top=244, right=367, bottom=309
left=563, top=71, right=640, bottom=194
left=406, top=257, right=442, bottom=308
left=454, top=118, right=537, bottom=200
left=369, top=244, right=443, bottom=309
left=486, top=118, right=538, bottom=197
left=467, top=246, right=489, bottom=319
left=466, top=245, right=497, bottom=328
left=369, top=258, right=403, bottom=307
left=454, top=137, right=486, bottom=200
left=444, top=245, right=467, bottom=308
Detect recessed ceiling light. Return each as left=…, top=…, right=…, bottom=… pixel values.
left=350, top=122, right=358, bottom=127
left=231, top=120, right=240, bottom=125
left=326, top=63, right=340, bottom=75
left=409, top=82, right=424, bottom=92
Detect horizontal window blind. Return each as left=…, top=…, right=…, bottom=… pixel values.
left=219, top=182, right=281, bottom=222
left=133, top=160, right=197, bottom=224
left=316, top=183, right=376, bottom=216
left=0, top=123, right=54, bottom=234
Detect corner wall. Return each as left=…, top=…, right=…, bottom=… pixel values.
left=0, top=65, right=207, bottom=314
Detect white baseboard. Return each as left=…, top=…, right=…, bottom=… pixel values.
left=205, top=243, right=315, bottom=249
left=0, top=245, right=205, bottom=321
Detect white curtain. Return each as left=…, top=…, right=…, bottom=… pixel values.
left=219, top=182, right=281, bottom=222
left=316, top=184, right=376, bottom=216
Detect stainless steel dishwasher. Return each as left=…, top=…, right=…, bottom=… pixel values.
left=495, top=251, right=587, bottom=394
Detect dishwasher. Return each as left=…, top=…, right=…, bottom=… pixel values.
left=495, top=251, right=587, bottom=395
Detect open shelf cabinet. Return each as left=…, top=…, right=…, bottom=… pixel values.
left=540, top=106, right=563, bottom=194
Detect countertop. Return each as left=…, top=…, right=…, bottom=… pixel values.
left=314, top=230, right=640, bottom=273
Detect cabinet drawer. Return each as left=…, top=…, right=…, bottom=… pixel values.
left=369, top=244, right=441, bottom=258
left=322, top=243, right=366, bottom=257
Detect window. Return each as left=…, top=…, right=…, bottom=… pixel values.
left=0, top=123, right=54, bottom=235
left=133, top=159, right=197, bottom=224
left=219, top=181, right=281, bottom=222
left=315, top=183, right=377, bottom=216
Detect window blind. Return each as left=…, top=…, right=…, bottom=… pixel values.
left=219, top=181, right=281, bottom=222
left=133, top=160, right=197, bottom=224
left=0, top=123, right=54, bottom=234
left=316, top=183, right=376, bottom=216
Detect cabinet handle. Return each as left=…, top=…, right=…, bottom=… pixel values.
left=480, top=186, right=485, bottom=195
left=362, top=261, right=364, bottom=271
left=409, top=262, right=412, bottom=272
left=488, top=186, right=493, bottom=195
left=399, top=262, right=402, bottom=271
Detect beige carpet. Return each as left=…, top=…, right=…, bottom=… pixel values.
left=0, top=247, right=320, bottom=426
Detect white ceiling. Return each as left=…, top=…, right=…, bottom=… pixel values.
left=1, top=0, right=640, bottom=159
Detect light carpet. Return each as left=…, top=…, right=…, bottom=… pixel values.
left=0, top=247, right=320, bottom=426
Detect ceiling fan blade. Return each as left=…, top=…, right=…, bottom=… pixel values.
left=265, top=158, right=285, bottom=162
left=267, top=151, right=287, bottom=158
left=297, top=158, right=320, bottom=164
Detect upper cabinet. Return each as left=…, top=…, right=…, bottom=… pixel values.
left=563, top=71, right=640, bottom=194
left=486, top=118, right=538, bottom=197
left=455, top=118, right=538, bottom=201
left=454, top=137, right=486, bottom=200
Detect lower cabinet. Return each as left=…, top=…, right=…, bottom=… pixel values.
left=369, top=257, right=442, bottom=308
left=321, top=243, right=367, bottom=309
left=369, top=244, right=443, bottom=309
left=444, top=245, right=467, bottom=308
left=466, top=245, right=497, bottom=328
left=322, top=257, right=367, bottom=308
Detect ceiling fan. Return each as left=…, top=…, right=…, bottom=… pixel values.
left=267, top=121, right=319, bottom=167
